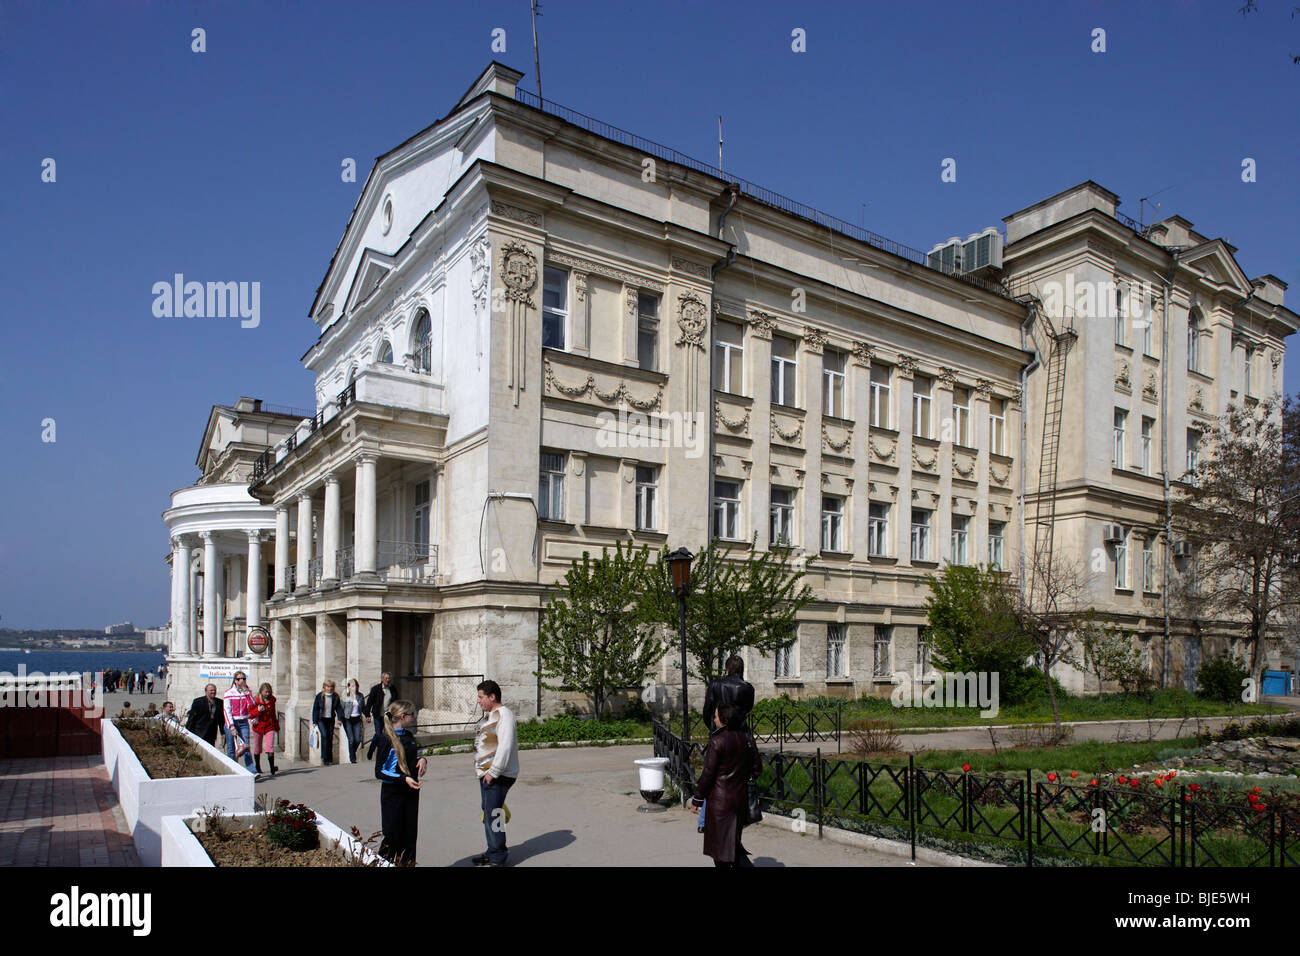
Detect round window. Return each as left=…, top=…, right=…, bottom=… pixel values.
left=381, top=196, right=393, bottom=235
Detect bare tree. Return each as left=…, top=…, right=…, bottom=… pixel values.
left=1013, top=548, right=1093, bottom=728
left=1172, top=397, right=1300, bottom=686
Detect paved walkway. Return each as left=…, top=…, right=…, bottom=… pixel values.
left=0, top=756, right=139, bottom=867
left=255, top=744, right=932, bottom=867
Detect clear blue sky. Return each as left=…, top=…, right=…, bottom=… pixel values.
left=1, top=1, right=1296, bottom=629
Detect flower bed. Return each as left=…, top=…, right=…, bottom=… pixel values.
left=103, top=717, right=254, bottom=866
left=160, top=804, right=388, bottom=867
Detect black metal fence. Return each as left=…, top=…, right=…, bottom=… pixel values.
left=680, top=706, right=843, bottom=751
left=652, top=718, right=1299, bottom=867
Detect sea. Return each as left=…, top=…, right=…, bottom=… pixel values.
left=0, top=648, right=167, bottom=679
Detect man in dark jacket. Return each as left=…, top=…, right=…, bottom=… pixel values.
left=365, top=672, right=395, bottom=759
left=698, top=656, right=755, bottom=832
left=185, top=683, right=225, bottom=745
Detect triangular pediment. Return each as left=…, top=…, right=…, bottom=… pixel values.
left=343, top=249, right=397, bottom=314
left=1179, top=240, right=1253, bottom=297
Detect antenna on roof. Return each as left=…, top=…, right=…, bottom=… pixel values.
left=717, top=115, right=723, bottom=172
left=1138, top=185, right=1172, bottom=229
left=530, top=0, right=544, bottom=103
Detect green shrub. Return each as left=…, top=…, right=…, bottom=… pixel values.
left=1197, top=651, right=1249, bottom=703
left=265, top=799, right=319, bottom=851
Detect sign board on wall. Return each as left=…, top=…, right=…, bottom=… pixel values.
left=199, top=663, right=240, bottom=681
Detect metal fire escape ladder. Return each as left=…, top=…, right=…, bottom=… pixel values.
left=1030, top=301, right=1076, bottom=612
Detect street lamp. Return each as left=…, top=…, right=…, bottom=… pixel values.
left=665, top=547, right=693, bottom=744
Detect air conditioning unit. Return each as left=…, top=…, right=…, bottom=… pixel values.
left=926, top=237, right=964, bottom=275
left=1103, top=524, right=1125, bottom=543
left=961, top=228, right=1004, bottom=272
left=1172, top=541, right=1192, bottom=558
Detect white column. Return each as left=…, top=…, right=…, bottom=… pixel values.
left=274, top=505, right=290, bottom=596
left=246, top=530, right=264, bottom=632
left=355, top=455, right=378, bottom=578
left=201, top=531, right=220, bottom=658
left=174, top=536, right=192, bottom=655
left=169, top=536, right=183, bottom=654
left=188, top=557, right=198, bottom=653
left=296, top=491, right=313, bottom=593
left=322, top=474, right=341, bottom=586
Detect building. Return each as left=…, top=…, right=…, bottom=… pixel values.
left=164, top=64, right=1296, bottom=754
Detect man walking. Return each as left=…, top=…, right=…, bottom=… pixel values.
left=365, top=672, right=395, bottom=760
left=185, top=683, right=225, bottom=745
left=472, top=680, right=518, bottom=867
left=698, top=655, right=755, bottom=832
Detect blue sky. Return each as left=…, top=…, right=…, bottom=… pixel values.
left=1, top=0, right=1296, bottom=629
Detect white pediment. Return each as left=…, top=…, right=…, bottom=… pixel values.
left=343, top=250, right=397, bottom=314
left=1179, top=241, right=1253, bottom=297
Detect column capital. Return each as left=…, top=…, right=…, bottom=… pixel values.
left=170, top=534, right=186, bottom=550
left=297, top=490, right=313, bottom=502
left=274, top=503, right=290, bottom=515
left=246, top=529, right=266, bottom=544
left=355, top=452, right=377, bottom=466
left=325, top=473, right=341, bottom=488
left=199, top=530, right=216, bottom=543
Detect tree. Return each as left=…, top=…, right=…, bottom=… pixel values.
left=645, top=539, right=814, bottom=683
left=1238, top=1, right=1300, bottom=65
left=1014, top=548, right=1094, bottom=727
left=1173, top=396, right=1300, bottom=686
left=536, top=541, right=666, bottom=718
left=1078, top=613, right=1151, bottom=695
left=924, top=563, right=1039, bottom=705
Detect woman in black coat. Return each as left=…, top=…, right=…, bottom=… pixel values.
left=691, top=702, right=761, bottom=867
left=311, top=680, right=343, bottom=766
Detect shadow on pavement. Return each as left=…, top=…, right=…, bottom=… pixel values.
left=450, top=829, right=578, bottom=866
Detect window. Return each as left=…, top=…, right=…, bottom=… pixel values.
left=989, top=399, right=1006, bottom=455
left=542, top=267, right=567, bottom=350
left=412, top=309, right=432, bottom=374
left=1142, top=536, right=1156, bottom=591
left=412, top=480, right=431, bottom=547
left=1186, top=429, right=1200, bottom=483
left=1114, top=286, right=1127, bottom=346
left=1140, top=417, right=1154, bottom=475
left=951, top=514, right=969, bottom=565
left=377, top=339, right=394, bottom=364
left=913, top=376, right=932, bottom=439
left=538, top=452, right=565, bottom=520
left=823, top=349, right=846, bottom=418
left=1142, top=305, right=1156, bottom=356
left=868, top=503, right=890, bottom=557
left=1113, top=409, right=1127, bottom=467
left=635, top=466, right=657, bottom=531
left=1187, top=309, right=1201, bottom=373
left=870, top=364, right=891, bottom=428
left=1244, top=348, right=1253, bottom=397
left=821, top=496, right=844, bottom=552
left=771, top=336, right=797, bottom=406
left=989, top=521, right=1005, bottom=569
left=1114, top=533, right=1128, bottom=589
left=770, top=488, right=794, bottom=546
left=826, top=625, right=847, bottom=678
left=714, top=320, right=744, bottom=394
left=910, top=509, right=931, bottom=562
left=917, top=626, right=932, bottom=678
left=775, top=629, right=796, bottom=679
left=873, top=626, right=892, bottom=678
left=712, top=480, right=741, bottom=540
left=637, top=293, right=659, bottom=371
left=953, top=387, right=971, bottom=447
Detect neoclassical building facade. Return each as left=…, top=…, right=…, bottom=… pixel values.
left=164, top=64, right=1296, bottom=752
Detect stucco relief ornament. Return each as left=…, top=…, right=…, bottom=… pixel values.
left=953, top=454, right=976, bottom=479
left=1009, top=387, right=1022, bottom=409
left=500, top=241, right=538, bottom=308
left=975, top=378, right=994, bottom=397
left=714, top=402, right=750, bottom=432
left=1115, top=359, right=1131, bottom=389
left=770, top=414, right=804, bottom=444
left=938, top=367, right=958, bottom=388
left=822, top=424, right=852, bottom=453
left=913, top=444, right=938, bottom=470
left=1189, top=386, right=1204, bottom=412
left=851, top=341, right=874, bottom=367
left=990, top=463, right=1011, bottom=486
left=676, top=291, right=708, bottom=350
left=896, top=353, right=919, bottom=376
left=1271, top=349, right=1282, bottom=370
left=869, top=437, right=896, bottom=463
left=747, top=310, right=777, bottom=340
left=802, top=326, right=827, bottom=354
left=1142, top=370, right=1158, bottom=401
left=469, top=236, right=490, bottom=312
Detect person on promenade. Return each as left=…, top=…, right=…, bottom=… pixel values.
left=160, top=701, right=177, bottom=722
left=373, top=699, right=426, bottom=865
left=312, top=679, right=343, bottom=766
left=118, top=701, right=136, bottom=718
left=250, top=682, right=280, bottom=777
left=365, top=672, right=395, bottom=759
left=691, top=702, right=761, bottom=867
left=698, top=655, right=756, bottom=832
left=185, top=684, right=224, bottom=745
left=223, top=671, right=257, bottom=772
left=472, top=679, right=518, bottom=867
left=144, top=703, right=158, bottom=717
left=146, top=673, right=155, bottom=693
left=342, top=678, right=367, bottom=764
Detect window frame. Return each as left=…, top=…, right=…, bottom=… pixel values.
left=821, top=495, right=844, bottom=552
left=770, top=335, right=798, bottom=407
left=826, top=625, right=847, bottom=678
left=953, top=386, right=971, bottom=447
left=870, top=364, right=891, bottom=429
left=714, top=320, right=745, bottom=395
left=951, top=514, right=969, bottom=566
left=636, top=292, right=659, bottom=372
left=913, top=375, right=933, bottom=440
left=988, top=521, right=1005, bottom=569
left=542, top=267, right=568, bottom=351
left=989, top=399, right=1006, bottom=455
left=712, top=479, right=742, bottom=541
left=868, top=502, right=890, bottom=557
left=1114, top=533, right=1129, bottom=590
left=634, top=465, right=658, bottom=532
left=1142, top=536, right=1156, bottom=592
left=872, top=625, right=892, bottom=678
left=823, top=348, right=846, bottom=418
left=770, top=487, right=794, bottom=547
left=910, top=508, right=932, bottom=562
left=1113, top=408, right=1127, bottom=467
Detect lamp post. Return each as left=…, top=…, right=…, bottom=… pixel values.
left=666, top=547, right=693, bottom=743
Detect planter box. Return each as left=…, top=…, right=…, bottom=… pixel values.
left=160, top=810, right=389, bottom=867
left=103, top=717, right=255, bottom=867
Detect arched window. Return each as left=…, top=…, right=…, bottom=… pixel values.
left=1187, top=309, right=1202, bottom=373
left=412, top=309, right=432, bottom=374
left=376, top=339, right=393, bottom=365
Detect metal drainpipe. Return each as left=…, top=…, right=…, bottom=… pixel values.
left=708, top=184, right=740, bottom=532
left=1160, top=251, right=1180, bottom=689
left=1019, top=309, right=1041, bottom=590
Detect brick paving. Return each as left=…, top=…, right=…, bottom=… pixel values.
left=0, top=756, right=139, bottom=867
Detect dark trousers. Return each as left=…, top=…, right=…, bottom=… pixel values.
left=367, top=722, right=384, bottom=757
left=343, top=717, right=364, bottom=762
left=315, top=721, right=336, bottom=765
left=479, top=775, right=516, bottom=864
left=379, top=782, right=419, bottom=865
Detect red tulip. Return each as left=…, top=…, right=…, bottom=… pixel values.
left=1130, top=779, right=1139, bottom=787
left=1167, top=770, right=1176, bottom=777
left=1048, top=772, right=1057, bottom=782
left=1070, top=771, right=1078, bottom=778
left=1253, top=787, right=1262, bottom=794
left=1189, top=783, right=1199, bottom=792
left=1248, top=793, right=1258, bottom=803
left=1118, top=776, right=1127, bottom=784
left=1184, top=795, right=1191, bottom=803
left=1155, top=778, right=1164, bottom=787
left=1090, top=779, right=1098, bottom=787
left=962, top=763, right=970, bottom=772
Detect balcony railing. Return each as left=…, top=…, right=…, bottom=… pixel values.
left=379, top=540, right=438, bottom=584
left=337, top=545, right=354, bottom=581
left=307, top=556, right=321, bottom=590
left=252, top=381, right=355, bottom=483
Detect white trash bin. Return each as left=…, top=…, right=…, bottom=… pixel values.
left=634, top=756, right=669, bottom=813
